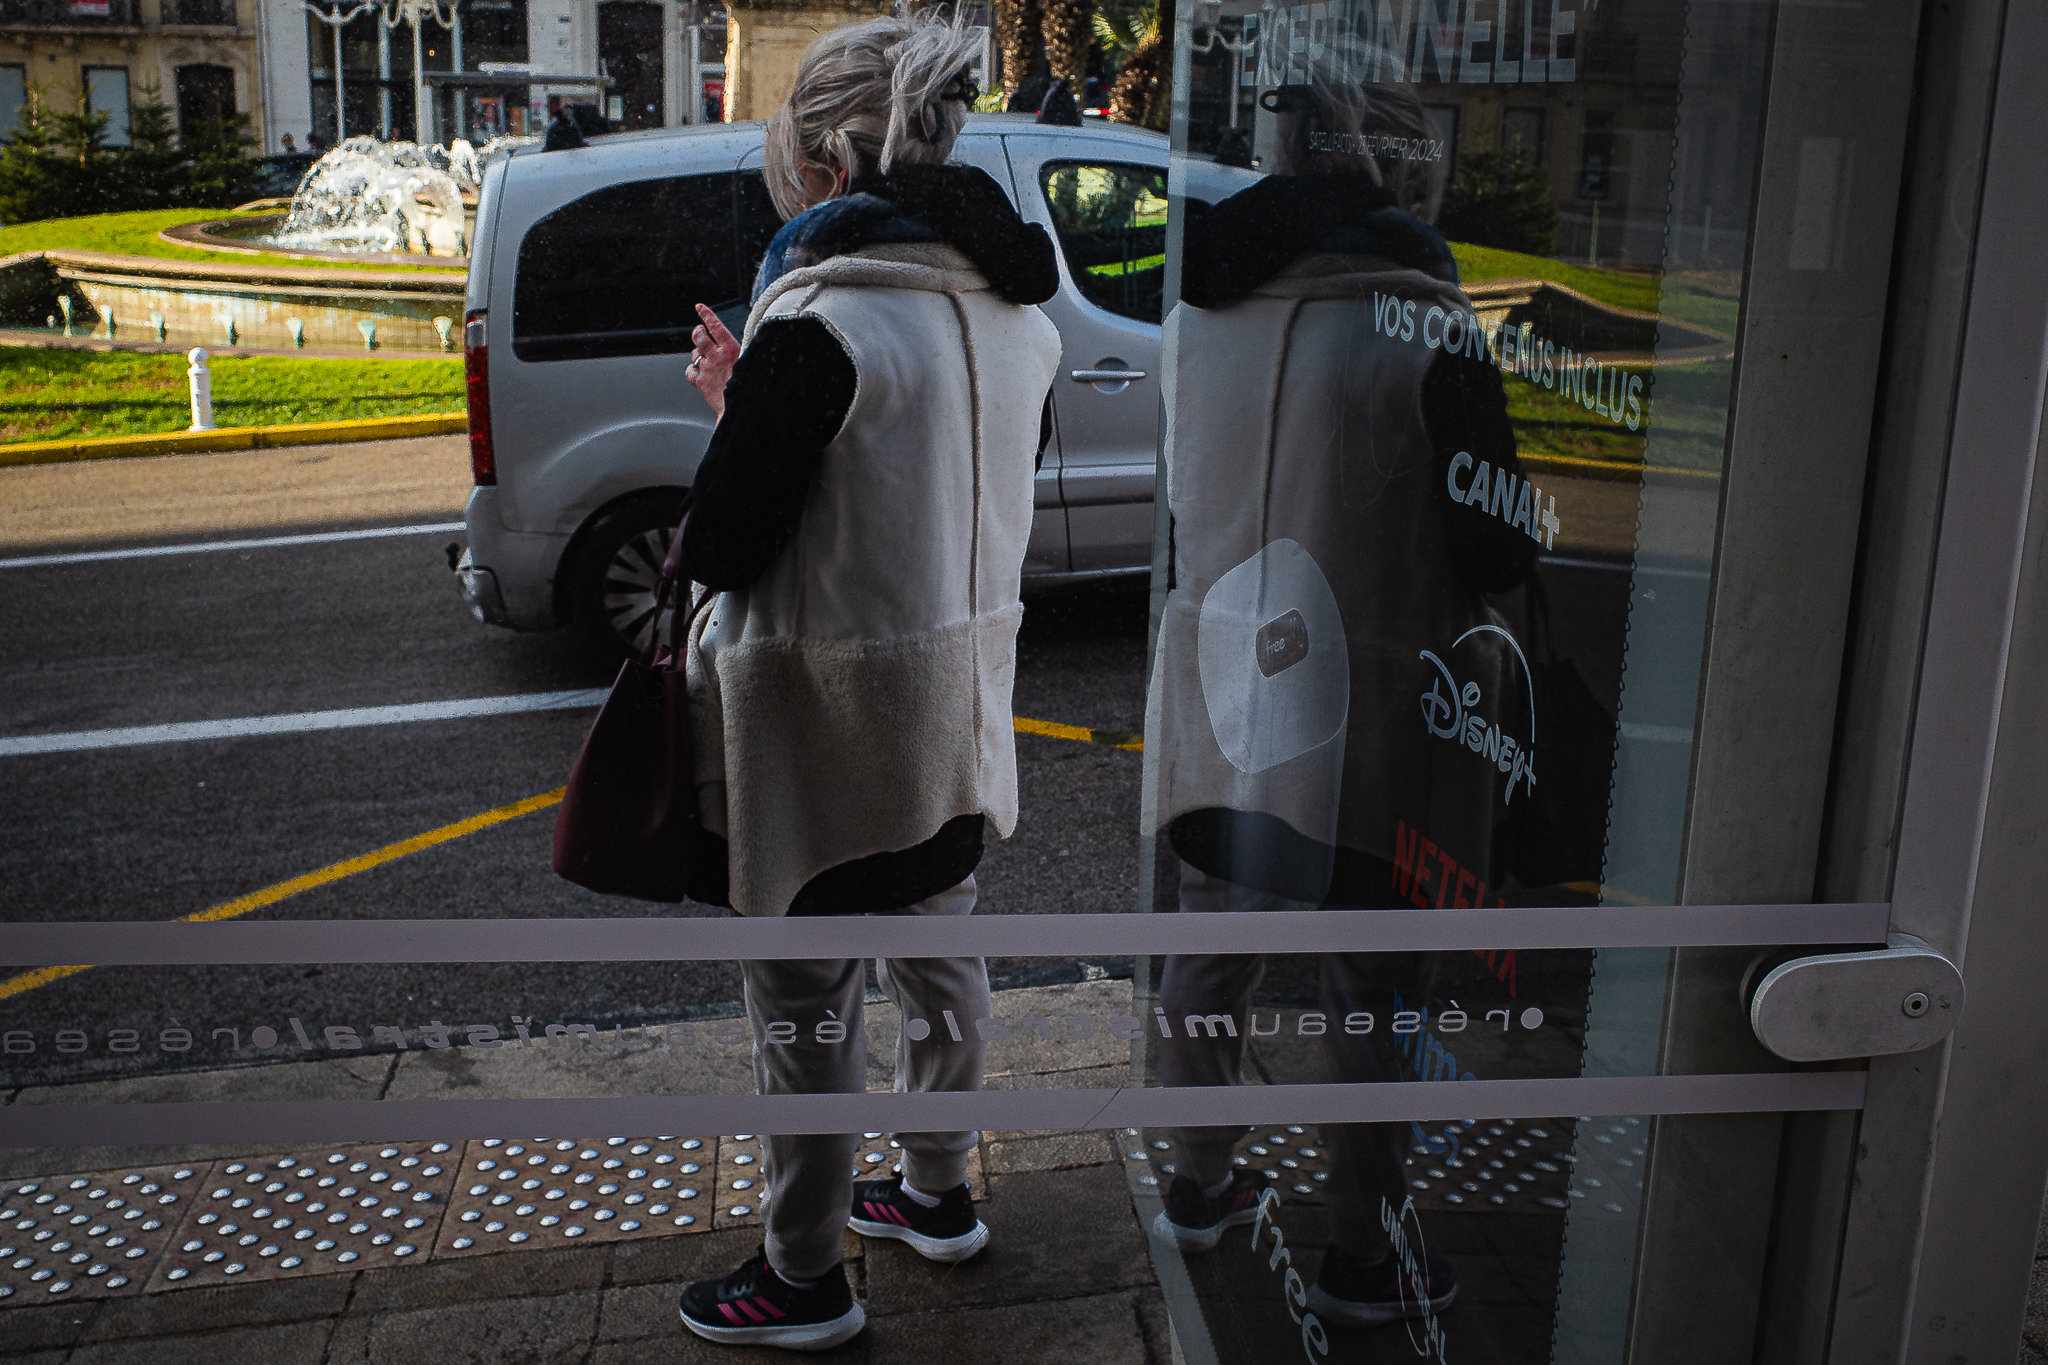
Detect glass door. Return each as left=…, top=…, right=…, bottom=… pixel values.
left=1134, top=0, right=1947, bottom=1359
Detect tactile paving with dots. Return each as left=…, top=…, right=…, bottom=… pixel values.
left=435, top=1137, right=716, bottom=1258
left=0, top=1165, right=204, bottom=1307
left=1124, top=1126, right=1335, bottom=1202
left=146, top=1142, right=460, bottom=1289
left=713, top=1135, right=766, bottom=1229
left=1128, top=1119, right=1581, bottom=1213
left=1400, top=1117, right=1579, bottom=1212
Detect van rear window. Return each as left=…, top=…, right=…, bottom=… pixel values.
left=513, top=172, right=749, bottom=363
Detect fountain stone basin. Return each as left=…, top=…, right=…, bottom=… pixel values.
left=161, top=215, right=473, bottom=269
left=24, top=249, right=466, bottom=354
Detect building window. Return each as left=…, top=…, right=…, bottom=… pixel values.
left=597, top=0, right=664, bottom=130
left=1502, top=107, right=1544, bottom=166
left=175, top=63, right=237, bottom=144
left=165, top=0, right=234, bottom=23
left=84, top=66, right=130, bottom=145
left=1579, top=109, right=1616, bottom=201
left=0, top=65, right=25, bottom=142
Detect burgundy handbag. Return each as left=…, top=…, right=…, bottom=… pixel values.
left=552, top=566, right=713, bottom=903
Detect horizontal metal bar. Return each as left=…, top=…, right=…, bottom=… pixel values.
left=0, top=1073, right=1868, bottom=1148
left=1071, top=369, right=1147, bottom=381
left=0, top=904, right=1892, bottom=966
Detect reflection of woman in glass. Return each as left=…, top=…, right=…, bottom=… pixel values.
left=1146, top=45, right=1536, bottom=1331
left=668, top=10, right=1062, bottom=1350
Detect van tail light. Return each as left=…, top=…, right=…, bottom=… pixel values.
left=464, top=308, right=496, bottom=486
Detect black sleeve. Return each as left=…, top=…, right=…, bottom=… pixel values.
left=1039, top=387, right=1054, bottom=470
left=1421, top=347, right=1540, bottom=595
left=855, top=163, right=1061, bottom=305
left=679, top=318, right=858, bottom=591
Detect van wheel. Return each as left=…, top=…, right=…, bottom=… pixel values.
left=568, top=491, right=688, bottom=662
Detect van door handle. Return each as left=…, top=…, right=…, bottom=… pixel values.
left=1073, top=359, right=1146, bottom=394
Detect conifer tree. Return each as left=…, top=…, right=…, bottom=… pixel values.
left=1436, top=149, right=1560, bottom=257
left=0, top=86, right=66, bottom=225
left=118, top=83, right=185, bottom=211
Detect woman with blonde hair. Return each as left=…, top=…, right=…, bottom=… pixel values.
left=670, top=6, right=1061, bottom=1351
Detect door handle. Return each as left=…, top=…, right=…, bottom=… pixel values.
left=1748, top=933, right=1964, bottom=1061
left=1072, top=359, right=1147, bottom=395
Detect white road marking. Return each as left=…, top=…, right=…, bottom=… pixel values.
left=0, top=690, right=606, bottom=757
left=0, top=523, right=466, bottom=570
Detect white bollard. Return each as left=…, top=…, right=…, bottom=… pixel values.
left=187, top=348, right=215, bottom=431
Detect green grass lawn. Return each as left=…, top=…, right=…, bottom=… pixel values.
left=1, top=349, right=464, bottom=443
left=0, top=211, right=465, bottom=275
left=1502, top=359, right=1733, bottom=470
left=1447, top=243, right=1740, bottom=470
left=1450, top=242, right=1741, bottom=337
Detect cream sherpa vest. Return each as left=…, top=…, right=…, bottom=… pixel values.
left=1144, top=252, right=1514, bottom=887
left=687, top=242, right=1062, bottom=917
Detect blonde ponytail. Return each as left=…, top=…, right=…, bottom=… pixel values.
left=764, top=5, right=984, bottom=219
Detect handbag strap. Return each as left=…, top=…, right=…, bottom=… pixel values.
left=650, top=575, right=717, bottom=669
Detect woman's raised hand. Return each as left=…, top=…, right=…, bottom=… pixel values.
left=685, top=303, right=741, bottom=418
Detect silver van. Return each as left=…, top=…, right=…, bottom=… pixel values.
left=454, top=114, right=1258, bottom=656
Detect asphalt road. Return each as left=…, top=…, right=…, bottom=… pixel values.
left=0, top=435, right=1703, bottom=1094
left=0, top=437, right=1150, bottom=1089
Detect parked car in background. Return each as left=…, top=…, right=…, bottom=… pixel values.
left=249, top=152, right=320, bottom=202
left=455, top=114, right=1257, bottom=658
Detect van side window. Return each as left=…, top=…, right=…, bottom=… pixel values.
left=735, top=169, right=783, bottom=293
left=513, top=173, right=743, bottom=363
left=1039, top=161, right=1172, bottom=324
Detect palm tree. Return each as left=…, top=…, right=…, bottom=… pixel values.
left=1099, top=0, right=1171, bottom=128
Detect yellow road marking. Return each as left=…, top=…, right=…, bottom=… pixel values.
left=0, top=786, right=565, bottom=1002
left=0, top=716, right=1138, bottom=1003
left=1013, top=716, right=1144, bottom=751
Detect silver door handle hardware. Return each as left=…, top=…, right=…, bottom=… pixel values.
left=1749, top=933, right=1964, bottom=1062
left=1071, top=369, right=1147, bottom=382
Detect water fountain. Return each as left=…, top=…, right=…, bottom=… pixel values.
left=267, top=137, right=479, bottom=257
left=170, top=135, right=534, bottom=263
left=0, top=134, right=539, bottom=355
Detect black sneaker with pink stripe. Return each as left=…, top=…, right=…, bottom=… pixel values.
left=678, top=1250, right=865, bottom=1351
left=847, top=1175, right=990, bottom=1263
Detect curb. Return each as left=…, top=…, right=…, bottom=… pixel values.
left=0, top=413, right=468, bottom=468
left=0, top=327, right=454, bottom=361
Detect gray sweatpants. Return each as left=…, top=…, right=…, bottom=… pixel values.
left=740, top=875, right=990, bottom=1281
left=1157, top=863, right=1415, bottom=1261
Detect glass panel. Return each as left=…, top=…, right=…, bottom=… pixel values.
left=512, top=173, right=747, bottom=361
left=84, top=68, right=130, bottom=147
left=0, top=64, right=25, bottom=141
left=1041, top=161, right=1173, bottom=324
left=1141, top=0, right=1854, bottom=1356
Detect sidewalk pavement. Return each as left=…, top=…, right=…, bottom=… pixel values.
left=0, top=434, right=470, bottom=554
left=2023, top=1196, right=2048, bottom=1364
left=0, top=979, right=1178, bottom=1364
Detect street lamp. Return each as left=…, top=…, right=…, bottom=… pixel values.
left=1189, top=0, right=1253, bottom=128
left=376, top=0, right=460, bottom=145
left=305, top=0, right=376, bottom=147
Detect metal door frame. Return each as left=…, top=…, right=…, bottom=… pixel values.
left=1826, top=2, right=2048, bottom=1360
